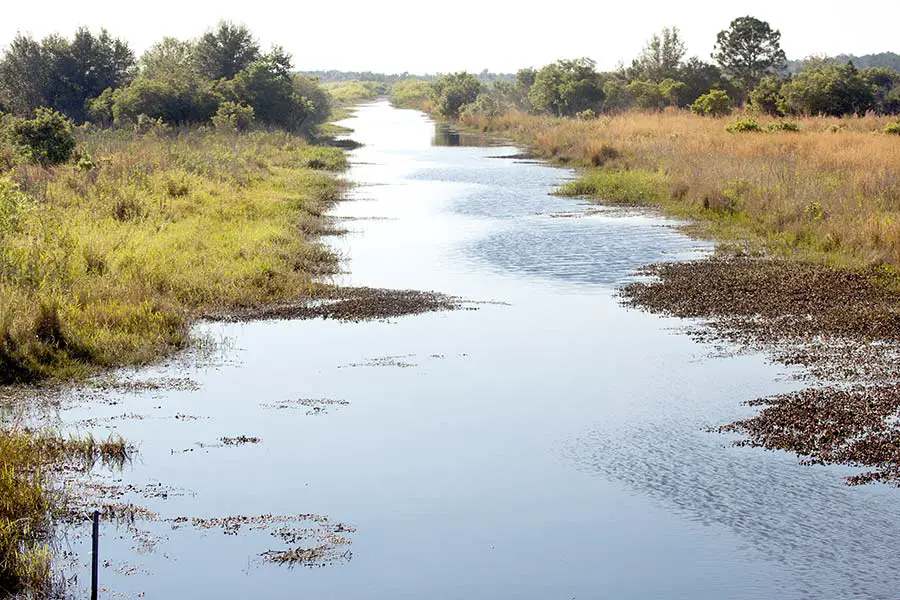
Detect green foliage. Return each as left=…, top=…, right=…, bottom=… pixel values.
left=194, top=21, right=260, bottom=80
left=713, top=16, right=787, bottom=93
left=748, top=76, right=785, bottom=116
left=0, top=177, right=26, bottom=236
left=691, top=89, right=732, bottom=117
left=630, top=26, right=687, bottom=83
left=431, top=72, right=482, bottom=118
left=389, top=79, right=432, bottom=108
left=677, top=58, right=732, bottom=107
left=726, top=118, right=762, bottom=133
left=211, top=101, right=255, bottom=131
left=766, top=120, right=801, bottom=132
left=0, top=28, right=134, bottom=122
left=780, top=61, right=874, bottom=116
left=461, top=93, right=513, bottom=118
left=109, top=77, right=218, bottom=127
left=885, top=121, right=900, bottom=135
left=324, top=80, right=386, bottom=104
left=9, top=108, right=76, bottom=165
left=528, top=58, right=603, bottom=117
left=557, top=168, right=668, bottom=204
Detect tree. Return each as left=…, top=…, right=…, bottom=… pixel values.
left=0, top=35, right=49, bottom=115
left=677, top=57, right=732, bottom=107
left=780, top=61, right=874, bottom=116
left=0, top=28, right=134, bottom=121
left=431, top=72, right=482, bottom=118
left=631, top=26, right=686, bottom=83
left=528, top=58, right=603, bottom=117
left=748, top=76, right=785, bottom=115
left=140, top=38, right=200, bottom=84
left=194, top=21, right=260, bottom=80
left=713, top=16, right=787, bottom=94
left=862, top=67, right=900, bottom=114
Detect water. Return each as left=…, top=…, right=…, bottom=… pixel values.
left=56, top=101, right=900, bottom=599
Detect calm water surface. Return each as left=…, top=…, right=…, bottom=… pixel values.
left=58, top=101, right=900, bottom=599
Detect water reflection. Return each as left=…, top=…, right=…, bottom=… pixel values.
left=431, top=123, right=503, bottom=147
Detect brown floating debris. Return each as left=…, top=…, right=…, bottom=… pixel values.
left=621, top=256, right=900, bottom=485
left=207, top=286, right=465, bottom=322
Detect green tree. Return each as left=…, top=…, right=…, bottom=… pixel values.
left=194, top=21, right=260, bottom=80
left=602, top=78, right=634, bottom=111
left=862, top=67, right=900, bottom=114
left=677, top=57, right=732, bottom=107
left=631, top=27, right=686, bottom=83
left=10, top=108, right=77, bottom=165
left=431, top=72, right=482, bottom=118
left=528, top=58, right=603, bottom=117
left=713, top=16, right=787, bottom=94
left=0, top=35, right=49, bottom=115
left=0, top=28, right=134, bottom=121
left=748, top=76, right=785, bottom=115
left=780, top=61, right=874, bottom=116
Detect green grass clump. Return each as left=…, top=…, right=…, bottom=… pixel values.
left=885, top=121, right=900, bottom=135
left=0, top=128, right=347, bottom=383
left=556, top=169, right=669, bottom=204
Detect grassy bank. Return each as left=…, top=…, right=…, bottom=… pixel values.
left=0, top=128, right=346, bottom=384
left=458, top=110, right=900, bottom=270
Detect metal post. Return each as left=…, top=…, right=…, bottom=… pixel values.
left=91, top=510, right=99, bottom=600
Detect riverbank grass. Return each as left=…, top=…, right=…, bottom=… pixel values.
left=0, top=129, right=346, bottom=383
left=462, top=109, right=900, bottom=270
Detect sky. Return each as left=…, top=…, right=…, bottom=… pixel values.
left=1, top=0, right=898, bottom=73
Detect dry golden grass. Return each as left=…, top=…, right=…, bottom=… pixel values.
left=461, top=109, right=900, bottom=269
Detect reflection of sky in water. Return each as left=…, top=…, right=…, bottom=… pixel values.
left=50, top=100, right=900, bottom=600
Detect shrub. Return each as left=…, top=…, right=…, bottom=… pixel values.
left=766, top=120, right=801, bottom=132
left=10, top=108, right=76, bottom=166
left=885, top=121, right=900, bottom=135
left=0, top=176, right=25, bottom=235
left=726, top=118, right=762, bottom=133
left=211, top=101, right=255, bottom=132
left=691, top=89, right=731, bottom=117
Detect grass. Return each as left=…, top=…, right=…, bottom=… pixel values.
left=1, top=420, right=129, bottom=596
left=459, top=108, right=900, bottom=270
left=389, top=79, right=434, bottom=111
left=0, top=128, right=347, bottom=383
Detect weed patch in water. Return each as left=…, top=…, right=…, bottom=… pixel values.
left=621, top=256, right=900, bottom=485
left=260, top=398, right=349, bottom=415
left=210, top=286, right=465, bottom=322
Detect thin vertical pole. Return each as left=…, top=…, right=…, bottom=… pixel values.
left=91, top=510, right=99, bottom=600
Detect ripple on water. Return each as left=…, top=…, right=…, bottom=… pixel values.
left=470, top=214, right=709, bottom=286
left=568, top=422, right=900, bottom=599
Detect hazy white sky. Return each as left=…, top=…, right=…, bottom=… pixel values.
left=2, top=1, right=898, bottom=73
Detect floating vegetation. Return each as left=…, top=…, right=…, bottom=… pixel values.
left=339, top=354, right=418, bottom=369
left=622, top=256, right=900, bottom=485
left=219, top=436, right=261, bottom=446
left=260, top=398, right=349, bottom=415
left=717, top=384, right=900, bottom=486
left=209, top=286, right=465, bottom=322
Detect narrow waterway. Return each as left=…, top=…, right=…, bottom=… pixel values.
left=60, top=101, right=900, bottom=599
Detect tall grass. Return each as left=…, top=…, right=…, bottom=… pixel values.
left=461, top=109, right=900, bottom=269
left=0, top=128, right=346, bottom=383
left=0, top=420, right=129, bottom=595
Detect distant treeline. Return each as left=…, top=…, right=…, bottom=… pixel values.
left=421, top=17, right=900, bottom=119
left=786, top=52, right=900, bottom=74
left=0, top=22, right=331, bottom=134
left=304, top=69, right=514, bottom=85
